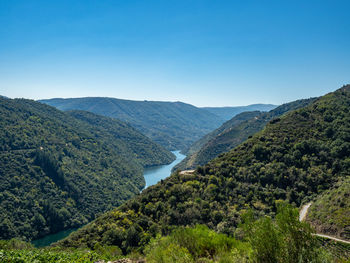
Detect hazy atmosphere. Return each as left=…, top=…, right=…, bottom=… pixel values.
left=1, top=0, right=350, bottom=106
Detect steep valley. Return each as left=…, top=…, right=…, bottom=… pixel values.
left=57, top=86, right=350, bottom=260
left=1, top=86, right=350, bottom=262
left=0, top=98, right=174, bottom=241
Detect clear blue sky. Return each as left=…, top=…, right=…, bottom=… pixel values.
left=1, top=0, right=349, bottom=106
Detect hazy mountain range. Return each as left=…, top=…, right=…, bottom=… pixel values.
left=40, top=98, right=276, bottom=151
left=202, top=104, right=277, bottom=121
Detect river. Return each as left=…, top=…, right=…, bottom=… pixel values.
left=143, top=150, right=186, bottom=188
left=31, top=150, right=185, bottom=247
left=31, top=228, right=77, bottom=248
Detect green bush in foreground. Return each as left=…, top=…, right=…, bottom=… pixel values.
left=145, top=204, right=339, bottom=263
left=0, top=249, right=101, bottom=263
left=145, top=224, right=251, bottom=263
left=0, top=239, right=124, bottom=263
left=242, top=202, right=332, bottom=263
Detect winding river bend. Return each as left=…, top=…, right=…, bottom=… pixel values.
left=32, top=150, right=185, bottom=247
left=143, top=150, right=186, bottom=189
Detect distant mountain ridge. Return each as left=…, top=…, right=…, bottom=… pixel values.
left=176, top=98, right=316, bottom=171
left=39, top=97, right=225, bottom=151
left=0, top=97, right=174, bottom=241
left=202, top=104, right=278, bottom=121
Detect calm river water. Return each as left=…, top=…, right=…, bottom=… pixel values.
left=31, top=228, right=77, bottom=248
left=143, top=150, right=186, bottom=188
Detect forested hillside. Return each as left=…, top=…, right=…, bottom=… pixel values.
left=176, top=98, right=316, bottom=171
left=202, top=103, right=277, bottom=120
left=59, top=86, right=350, bottom=254
left=182, top=111, right=262, bottom=156
left=307, top=176, right=350, bottom=241
left=67, top=110, right=174, bottom=167
left=40, top=97, right=224, bottom=151
left=3, top=204, right=342, bottom=262
left=0, top=97, right=174, bottom=241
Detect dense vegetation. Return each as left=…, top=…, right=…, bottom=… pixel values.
left=145, top=204, right=335, bottom=263
left=67, top=110, right=174, bottom=167
left=40, top=97, right=224, bottom=151
left=182, top=111, right=262, bottom=156
left=307, top=176, right=350, bottom=241
left=202, top=103, right=277, bottom=121
left=177, top=98, right=316, bottom=171
left=0, top=97, right=174, bottom=241
left=177, top=111, right=262, bottom=170
left=0, top=239, right=127, bottom=262
left=59, top=86, right=350, bottom=256
left=3, top=204, right=347, bottom=262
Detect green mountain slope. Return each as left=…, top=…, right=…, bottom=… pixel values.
left=183, top=111, right=262, bottom=156
left=66, top=110, right=174, bottom=167
left=59, top=86, right=350, bottom=253
left=0, top=97, right=174, bottom=241
left=39, top=97, right=224, bottom=151
left=202, top=104, right=277, bottom=121
left=307, top=176, right=350, bottom=241
left=177, top=98, right=316, bottom=171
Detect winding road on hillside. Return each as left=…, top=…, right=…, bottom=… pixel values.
left=299, top=202, right=350, bottom=245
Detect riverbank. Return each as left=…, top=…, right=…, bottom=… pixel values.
left=143, top=150, right=186, bottom=188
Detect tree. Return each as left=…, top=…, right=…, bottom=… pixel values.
left=241, top=203, right=331, bottom=263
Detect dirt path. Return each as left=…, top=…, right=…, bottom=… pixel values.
left=315, top=233, right=350, bottom=244
left=299, top=202, right=350, bottom=244
left=299, top=202, right=312, bottom=222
